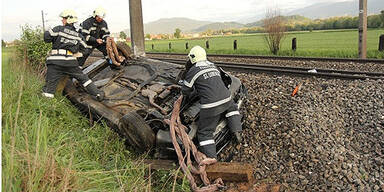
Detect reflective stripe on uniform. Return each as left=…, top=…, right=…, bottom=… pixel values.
left=42, top=92, right=54, bottom=98
left=46, top=56, right=77, bottom=61
left=225, top=111, right=240, bottom=117
left=49, top=30, right=81, bottom=41
left=88, top=27, right=97, bottom=32
left=48, top=29, right=59, bottom=36
left=51, top=49, right=71, bottom=55
left=82, top=29, right=90, bottom=34
left=201, top=96, right=232, bottom=109
left=183, top=68, right=219, bottom=88
left=86, top=35, right=91, bottom=41
left=102, top=34, right=110, bottom=39
left=199, top=139, right=215, bottom=146
left=83, top=80, right=92, bottom=87
left=101, top=27, right=109, bottom=33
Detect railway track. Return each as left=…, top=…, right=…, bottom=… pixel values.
left=146, top=52, right=384, bottom=64
left=149, top=57, right=384, bottom=80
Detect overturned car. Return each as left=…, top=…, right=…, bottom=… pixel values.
left=64, top=53, right=247, bottom=159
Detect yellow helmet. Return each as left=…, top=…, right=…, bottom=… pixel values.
left=93, top=7, right=106, bottom=18
left=188, top=46, right=207, bottom=64
left=60, top=9, right=78, bottom=24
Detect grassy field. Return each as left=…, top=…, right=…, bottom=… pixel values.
left=145, top=29, right=384, bottom=58
left=1, top=48, right=190, bottom=191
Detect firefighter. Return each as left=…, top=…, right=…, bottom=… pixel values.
left=78, top=7, right=115, bottom=68
left=181, top=46, right=242, bottom=159
left=42, top=9, right=104, bottom=101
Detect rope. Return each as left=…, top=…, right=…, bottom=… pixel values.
left=106, top=37, right=124, bottom=66
left=166, top=95, right=224, bottom=192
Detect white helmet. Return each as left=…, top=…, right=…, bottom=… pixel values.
left=188, top=46, right=207, bottom=64
left=93, top=7, right=106, bottom=19
left=60, top=9, right=78, bottom=24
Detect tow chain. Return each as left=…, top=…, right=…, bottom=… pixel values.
left=106, top=37, right=124, bottom=66
left=165, top=95, right=224, bottom=192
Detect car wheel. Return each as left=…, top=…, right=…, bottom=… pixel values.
left=119, top=111, right=155, bottom=152
left=117, top=42, right=132, bottom=59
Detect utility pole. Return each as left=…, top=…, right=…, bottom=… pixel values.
left=129, top=0, right=145, bottom=57
left=41, top=10, right=46, bottom=31
left=358, top=0, right=367, bottom=59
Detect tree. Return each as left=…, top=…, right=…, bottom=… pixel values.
left=119, top=31, right=127, bottom=40
left=380, top=10, right=384, bottom=27
left=263, top=9, right=286, bottom=55
left=145, top=34, right=151, bottom=39
left=174, top=28, right=181, bottom=39
left=2, top=39, right=6, bottom=47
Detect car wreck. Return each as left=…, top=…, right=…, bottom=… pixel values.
left=64, top=48, right=247, bottom=159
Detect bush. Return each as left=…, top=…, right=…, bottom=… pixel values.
left=17, top=25, right=51, bottom=73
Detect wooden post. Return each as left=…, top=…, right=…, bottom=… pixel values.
left=129, top=0, right=145, bottom=57
left=379, top=34, right=384, bottom=51
left=358, top=0, right=367, bottom=58
left=169, top=42, right=172, bottom=50
left=206, top=40, right=209, bottom=49
left=144, top=159, right=253, bottom=183
left=186, top=42, right=189, bottom=50
left=151, top=44, right=154, bottom=50
left=292, top=38, right=297, bottom=51
left=234, top=40, right=237, bottom=50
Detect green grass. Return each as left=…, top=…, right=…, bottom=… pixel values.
left=145, top=29, right=384, bottom=58
left=1, top=47, right=190, bottom=191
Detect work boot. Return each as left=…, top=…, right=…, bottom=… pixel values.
left=234, top=132, right=242, bottom=143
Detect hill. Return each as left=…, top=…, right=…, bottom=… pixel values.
left=143, top=17, right=212, bottom=34
left=287, top=0, right=384, bottom=19
left=246, top=15, right=312, bottom=27
left=238, top=0, right=384, bottom=24
left=192, top=22, right=245, bottom=32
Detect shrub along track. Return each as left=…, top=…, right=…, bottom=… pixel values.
left=87, top=53, right=384, bottom=191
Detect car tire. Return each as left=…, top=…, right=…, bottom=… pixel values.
left=119, top=111, right=155, bottom=152
left=117, top=42, right=132, bottom=59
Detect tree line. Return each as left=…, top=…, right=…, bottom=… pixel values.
left=212, top=11, right=384, bottom=35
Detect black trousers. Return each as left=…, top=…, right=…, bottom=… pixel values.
left=197, top=100, right=242, bottom=159
left=198, top=114, right=221, bottom=159
left=43, top=64, right=92, bottom=94
left=225, top=100, right=242, bottom=133
left=78, top=44, right=108, bottom=66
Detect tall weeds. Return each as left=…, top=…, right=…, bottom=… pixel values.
left=2, top=48, right=150, bottom=191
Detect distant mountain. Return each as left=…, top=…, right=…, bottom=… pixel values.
left=286, top=0, right=384, bottom=19
left=143, top=17, right=212, bottom=34
left=192, top=22, right=245, bottom=32
left=238, top=0, right=384, bottom=24
left=246, top=15, right=312, bottom=27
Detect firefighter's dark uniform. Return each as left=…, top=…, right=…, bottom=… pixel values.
left=181, top=60, right=242, bottom=159
left=42, top=24, right=103, bottom=100
left=78, top=17, right=110, bottom=66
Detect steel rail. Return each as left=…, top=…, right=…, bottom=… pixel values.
left=146, top=52, right=384, bottom=64
left=151, top=57, right=384, bottom=80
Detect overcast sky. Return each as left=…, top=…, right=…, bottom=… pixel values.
left=1, top=0, right=351, bottom=41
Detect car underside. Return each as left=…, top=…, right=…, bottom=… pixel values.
left=64, top=56, right=247, bottom=159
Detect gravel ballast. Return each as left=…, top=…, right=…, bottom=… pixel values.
left=220, top=72, right=384, bottom=191
left=147, top=53, right=384, bottom=73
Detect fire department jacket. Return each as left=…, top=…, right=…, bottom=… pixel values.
left=79, top=17, right=110, bottom=47
left=182, top=60, right=232, bottom=117
left=44, top=24, right=88, bottom=66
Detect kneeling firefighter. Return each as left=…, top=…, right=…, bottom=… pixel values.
left=181, top=46, right=242, bottom=160
left=42, top=9, right=104, bottom=101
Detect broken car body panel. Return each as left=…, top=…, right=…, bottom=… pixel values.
left=64, top=57, right=247, bottom=158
